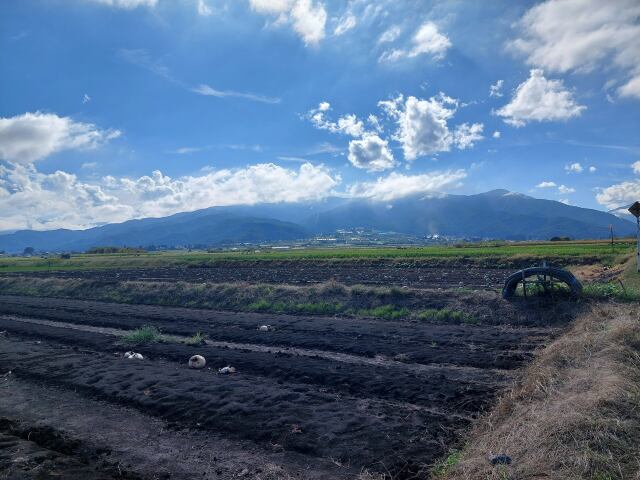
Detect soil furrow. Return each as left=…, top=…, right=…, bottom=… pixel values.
left=0, top=336, right=463, bottom=474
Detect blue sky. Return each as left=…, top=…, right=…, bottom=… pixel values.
left=1, top=0, right=639, bottom=231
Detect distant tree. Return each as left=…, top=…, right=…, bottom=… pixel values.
left=23, top=246, right=35, bottom=256
left=550, top=236, right=571, bottom=242
left=86, top=246, right=146, bottom=254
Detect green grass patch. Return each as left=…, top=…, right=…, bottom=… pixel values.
left=357, top=305, right=410, bottom=320
left=247, top=300, right=343, bottom=315
left=183, top=331, right=207, bottom=345
left=123, top=325, right=162, bottom=344
left=582, top=282, right=640, bottom=301
left=0, top=239, right=634, bottom=272
left=431, top=450, right=462, bottom=477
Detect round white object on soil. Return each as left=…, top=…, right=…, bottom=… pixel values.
left=188, top=355, right=206, bottom=369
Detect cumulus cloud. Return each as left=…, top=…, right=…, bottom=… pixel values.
left=347, top=169, right=467, bottom=201
left=0, top=162, right=340, bottom=231
left=595, top=161, right=640, bottom=210
left=596, top=180, right=640, bottom=210
left=306, top=103, right=394, bottom=171
left=380, top=21, right=451, bottom=62
left=536, top=181, right=557, bottom=188
left=565, top=162, right=584, bottom=173
left=308, top=92, right=484, bottom=165
left=307, top=103, right=365, bottom=137
left=496, top=69, right=585, bottom=127
left=489, top=80, right=504, bottom=98
left=453, top=123, right=484, bottom=150
left=558, top=184, right=575, bottom=194
left=511, top=0, right=640, bottom=99
left=249, top=0, right=327, bottom=46
left=379, top=93, right=479, bottom=160
left=86, top=0, right=157, bottom=8
left=0, top=112, right=120, bottom=164
left=347, top=134, right=396, bottom=172
left=492, top=131, right=501, bottom=139
left=589, top=166, right=597, bottom=172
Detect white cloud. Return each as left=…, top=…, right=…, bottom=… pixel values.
left=0, top=162, right=340, bottom=231
left=192, top=84, right=281, bottom=104
left=291, top=0, right=327, bottom=45
left=378, top=25, right=401, bottom=44
left=380, top=21, right=451, bottom=62
left=565, top=162, right=584, bottom=173
left=632, top=161, right=640, bottom=174
left=589, top=166, right=597, bottom=173
left=308, top=92, right=483, bottom=164
left=558, top=184, right=575, bottom=194
left=489, top=80, right=504, bottom=98
left=307, top=103, right=365, bottom=137
left=250, top=0, right=327, bottom=46
left=559, top=198, right=572, bottom=205
left=511, top=0, right=640, bottom=99
left=0, top=112, right=120, bottom=164
left=334, top=13, right=356, bottom=36
left=496, top=69, right=585, bottom=127
left=453, top=123, right=484, bottom=150
left=249, top=0, right=292, bottom=14
left=347, top=169, right=467, bottom=201
left=347, top=134, right=396, bottom=172
left=492, top=130, right=501, bottom=139
left=380, top=93, right=476, bottom=160
left=197, top=0, right=213, bottom=16
left=596, top=180, right=640, bottom=210
left=536, top=181, right=557, bottom=188
left=87, top=0, right=157, bottom=8
left=82, top=94, right=91, bottom=104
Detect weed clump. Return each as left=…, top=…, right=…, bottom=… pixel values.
left=357, top=305, right=410, bottom=320
left=184, top=332, right=207, bottom=345
left=123, top=325, right=162, bottom=344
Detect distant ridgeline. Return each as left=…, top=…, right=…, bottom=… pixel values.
left=0, top=190, right=635, bottom=253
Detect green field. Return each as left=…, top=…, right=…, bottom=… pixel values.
left=0, top=239, right=635, bottom=273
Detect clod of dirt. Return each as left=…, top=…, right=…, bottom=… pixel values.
left=218, top=366, right=236, bottom=374
left=258, top=325, right=273, bottom=332
left=188, top=355, right=206, bottom=369
left=489, top=454, right=512, bottom=465
left=124, top=351, right=144, bottom=360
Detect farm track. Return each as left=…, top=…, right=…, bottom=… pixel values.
left=1, top=263, right=509, bottom=289
left=0, top=294, right=558, bottom=478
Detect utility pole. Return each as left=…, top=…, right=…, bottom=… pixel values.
left=610, top=224, right=614, bottom=253
left=629, top=202, right=640, bottom=273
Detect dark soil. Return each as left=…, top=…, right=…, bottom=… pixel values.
left=2, top=261, right=510, bottom=289
left=0, top=292, right=572, bottom=478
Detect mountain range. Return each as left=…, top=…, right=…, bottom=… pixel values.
left=0, top=190, right=635, bottom=253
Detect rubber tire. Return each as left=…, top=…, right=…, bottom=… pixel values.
left=502, top=267, right=582, bottom=299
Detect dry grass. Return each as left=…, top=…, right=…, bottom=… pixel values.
left=0, top=276, right=574, bottom=326
left=438, top=303, right=640, bottom=480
